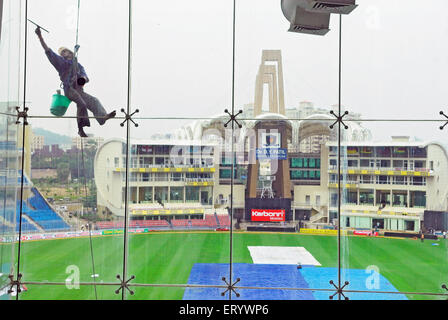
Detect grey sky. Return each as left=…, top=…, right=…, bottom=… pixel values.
left=3, top=0, right=448, bottom=143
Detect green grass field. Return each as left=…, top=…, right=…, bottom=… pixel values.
left=2, top=231, right=447, bottom=300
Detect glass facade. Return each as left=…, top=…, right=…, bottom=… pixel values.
left=1, top=0, right=448, bottom=303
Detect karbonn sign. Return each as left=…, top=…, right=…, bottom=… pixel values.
left=251, top=209, right=285, bottom=222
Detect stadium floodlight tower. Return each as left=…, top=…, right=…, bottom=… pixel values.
left=281, top=0, right=357, bottom=35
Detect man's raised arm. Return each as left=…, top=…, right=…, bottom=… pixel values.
left=35, top=27, right=49, bottom=52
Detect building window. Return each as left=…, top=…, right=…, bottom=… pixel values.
left=305, top=195, right=310, bottom=205
left=329, top=159, right=337, bottom=168
left=393, top=176, right=407, bottom=185
left=380, top=160, right=390, bottom=168
left=347, top=160, right=358, bottom=168
left=405, top=220, right=415, bottom=231
left=154, top=187, right=168, bottom=203
left=330, top=193, right=338, bottom=207
left=376, top=191, right=390, bottom=206
left=410, top=191, right=426, bottom=208
left=345, top=191, right=357, bottom=205
left=170, top=187, right=184, bottom=202
left=392, top=191, right=407, bottom=207
left=372, top=219, right=385, bottom=230
left=359, top=190, right=374, bottom=205
left=139, top=187, right=153, bottom=203
left=376, top=147, right=391, bottom=157
left=411, top=176, right=426, bottom=186
left=360, top=175, right=373, bottom=184
left=360, top=159, right=369, bottom=168
left=186, top=186, right=200, bottom=202
left=171, top=173, right=183, bottom=181
left=376, top=175, right=390, bottom=185
left=392, top=147, right=408, bottom=158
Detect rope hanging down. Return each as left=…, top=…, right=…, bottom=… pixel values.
left=72, top=0, right=99, bottom=300
left=68, top=0, right=82, bottom=89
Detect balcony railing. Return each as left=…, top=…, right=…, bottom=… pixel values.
left=129, top=163, right=215, bottom=169
left=329, top=165, right=431, bottom=173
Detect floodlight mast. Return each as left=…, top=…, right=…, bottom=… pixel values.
left=280, top=0, right=357, bottom=35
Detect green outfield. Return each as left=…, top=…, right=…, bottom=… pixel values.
left=2, top=231, right=447, bottom=300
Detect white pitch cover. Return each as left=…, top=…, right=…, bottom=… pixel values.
left=248, top=246, right=321, bottom=266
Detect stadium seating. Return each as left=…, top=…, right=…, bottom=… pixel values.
left=96, top=219, right=171, bottom=229
left=213, top=212, right=220, bottom=226
left=170, top=216, right=227, bottom=229
left=0, top=208, right=39, bottom=233
left=20, top=188, right=71, bottom=231
left=171, top=219, right=190, bottom=227
left=129, top=220, right=170, bottom=228
left=204, top=215, right=218, bottom=228
left=190, top=219, right=212, bottom=227
left=16, top=216, right=39, bottom=233
left=217, top=215, right=230, bottom=227
left=93, top=215, right=226, bottom=231
left=96, top=221, right=123, bottom=229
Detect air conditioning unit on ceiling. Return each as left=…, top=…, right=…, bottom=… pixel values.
left=303, top=0, right=357, bottom=15
left=288, top=6, right=330, bottom=36
left=281, top=0, right=357, bottom=36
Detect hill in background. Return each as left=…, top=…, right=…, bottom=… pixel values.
left=33, top=127, right=72, bottom=146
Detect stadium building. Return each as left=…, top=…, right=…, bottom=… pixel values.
left=93, top=50, right=448, bottom=233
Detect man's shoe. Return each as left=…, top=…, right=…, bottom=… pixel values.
left=78, top=127, right=88, bottom=138
left=106, top=110, right=116, bottom=120
left=100, top=110, right=116, bottom=125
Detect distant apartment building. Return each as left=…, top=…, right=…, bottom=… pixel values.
left=31, top=134, right=44, bottom=153
left=33, top=145, right=64, bottom=159
left=72, top=135, right=104, bottom=149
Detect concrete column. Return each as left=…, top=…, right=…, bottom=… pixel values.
left=407, top=189, right=410, bottom=208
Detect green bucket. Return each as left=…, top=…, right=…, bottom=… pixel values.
left=50, top=94, right=72, bottom=117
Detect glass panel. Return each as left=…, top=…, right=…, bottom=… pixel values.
left=17, top=116, right=126, bottom=300
left=16, top=284, right=121, bottom=300
left=131, top=0, right=233, bottom=119
left=0, top=0, right=24, bottom=300
left=12, top=0, right=131, bottom=299
left=124, top=118, right=231, bottom=294
left=0, top=114, right=19, bottom=300
left=340, top=120, right=448, bottom=298
left=339, top=0, right=448, bottom=300
left=129, top=286, right=211, bottom=301
left=230, top=0, right=344, bottom=299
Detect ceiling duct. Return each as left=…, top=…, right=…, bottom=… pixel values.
left=304, top=0, right=357, bottom=15
left=287, top=5, right=330, bottom=36
left=281, top=0, right=357, bottom=36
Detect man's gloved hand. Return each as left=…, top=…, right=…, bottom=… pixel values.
left=35, top=27, right=42, bottom=37
left=77, top=77, right=87, bottom=86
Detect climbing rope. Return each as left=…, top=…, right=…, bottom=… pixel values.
left=80, top=137, right=98, bottom=300
left=72, top=0, right=98, bottom=300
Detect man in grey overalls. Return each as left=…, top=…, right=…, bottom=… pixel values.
left=35, top=27, right=116, bottom=137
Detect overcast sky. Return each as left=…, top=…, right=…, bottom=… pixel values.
left=2, top=0, right=448, bottom=143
